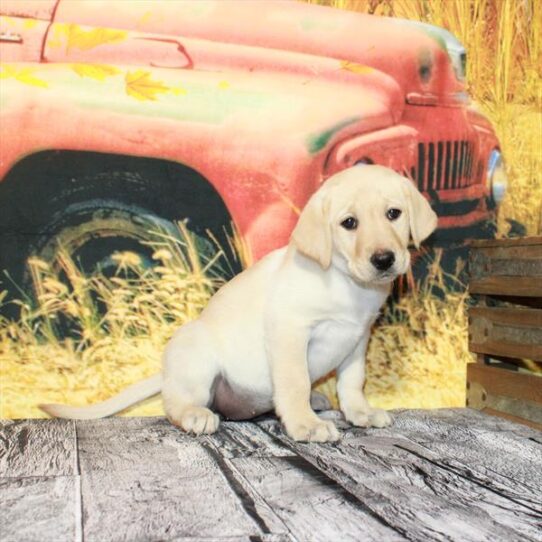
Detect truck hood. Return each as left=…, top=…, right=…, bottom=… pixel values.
left=0, top=61, right=394, bottom=157
left=53, top=0, right=463, bottom=104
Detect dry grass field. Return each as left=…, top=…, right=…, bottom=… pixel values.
left=1, top=0, right=540, bottom=419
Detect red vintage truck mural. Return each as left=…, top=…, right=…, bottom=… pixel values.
left=0, top=0, right=507, bottom=301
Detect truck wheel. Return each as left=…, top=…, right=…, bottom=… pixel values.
left=30, top=199, right=186, bottom=280
left=0, top=168, right=234, bottom=315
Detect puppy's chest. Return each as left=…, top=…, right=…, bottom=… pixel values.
left=307, top=317, right=369, bottom=381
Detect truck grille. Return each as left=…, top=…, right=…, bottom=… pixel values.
left=411, top=140, right=482, bottom=192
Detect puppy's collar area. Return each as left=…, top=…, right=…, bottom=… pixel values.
left=369, top=273, right=397, bottom=286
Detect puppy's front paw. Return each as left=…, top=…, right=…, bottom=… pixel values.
left=285, top=417, right=340, bottom=442
left=168, top=406, right=220, bottom=435
left=369, top=408, right=393, bottom=428
left=346, top=408, right=392, bottom=428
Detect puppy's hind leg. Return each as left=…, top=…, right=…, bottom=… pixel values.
left=162, top=322, right=220, bottom=435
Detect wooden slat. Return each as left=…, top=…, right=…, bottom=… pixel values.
left=232, top=455, right=404, bottom=542
left=467, top=363, right=542, bottom=406
left=0, top=419, right=76, bottom=478
left=202, top=441, right=292, bottom=539
left=0, top=476, right=78, bottom=542
left=206, top=420, right=296, bottom=459
left=76, top=416, right=187, bottom=472
left=470, top=244, right=542, bottom=265
left=338, top=433, right=542, bottom=540
left=469, top=276, right=542, bottom=297
left=363, top=408, right=542, bottom=510
left=467, top=363, right=542, bottom=428
left=209, top=423, right=403, bottom=542
left=469, top=238, right=542, bottom=297
left=76, top=417, right=269, bottom=541
left=470, top=236, right=542, bottom=248
left=469, top=306, right=542, bottom=361
left=81, top=467, right=261, bottom=541
left=257, top=417, right=536, bottom=541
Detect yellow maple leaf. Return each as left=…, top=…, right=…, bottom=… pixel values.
left=137, top=11, right=153, bottom=27
left=48, top=23, right=127, bottom=52
left=23, top=19, right=38, bottom=30
left=125, top=70, right=169, bottom=101
left=340, top=60, right=374, bottom=75
left=169, top=85, right=188, bottom=96
left=0, top=65, right=15, bottom=78
left=71, top=64, right=120, bottom=81
left=47, top=23, right=68, bottom=49
left=16, top=68, right=48, bottom=88
left=0, top=64, right=48, bottom=88
left=67, top=25, right=127, bottom=51
left=0, top=16, right=16, bottom=27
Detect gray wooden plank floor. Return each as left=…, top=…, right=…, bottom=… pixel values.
left=1, top=409, right=541, bottom=542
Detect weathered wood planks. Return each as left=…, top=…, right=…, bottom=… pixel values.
left=1, top=409, right=541, bottom=542
left=466, top=363, right=542, bottom=429
left=0, top=476, right=78, bottom=542
left=467, top=236, right=542, bottom=429
left=364, top=408, right=542, bottom=515
left=206, top=423, right=403, bottom=542
left=469, top=236, right=542, bottom=297
left=258, top=416, right=542, bottom=541
left=0, top=419, right=79, bottom=542
left=77, top=417, right=270, bottom=541
left=468, top=306, right=542, bottom=361
left=0, top=419, right=76, bottom=478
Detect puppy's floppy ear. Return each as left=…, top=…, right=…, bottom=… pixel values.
left=402, top=179, right=438, bottom=248
left=291, top=190, right=332, bottom=269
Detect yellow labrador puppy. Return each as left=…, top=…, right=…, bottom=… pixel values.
left=42, top=165, right=437, bottom=442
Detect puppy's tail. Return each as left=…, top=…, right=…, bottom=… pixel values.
left=39, top=373, right=162, bottom=420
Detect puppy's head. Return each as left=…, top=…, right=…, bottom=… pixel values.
left=291, top=165, right=438, bottom=284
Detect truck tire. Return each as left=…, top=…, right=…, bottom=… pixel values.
left=0, top=168, right=236, bottom=315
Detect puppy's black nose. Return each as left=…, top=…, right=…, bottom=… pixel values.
left=370, top=251, right=395, bottom=271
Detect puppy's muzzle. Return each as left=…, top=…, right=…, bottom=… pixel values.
left=370, top=250, right=395, bottom=272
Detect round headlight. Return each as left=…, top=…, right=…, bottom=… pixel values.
left=487, top=149, right=507, bottom=205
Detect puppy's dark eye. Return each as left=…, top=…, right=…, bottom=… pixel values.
left=386, top=208, right=402, bottom=221
left=340, top=216, right=358, bottom=230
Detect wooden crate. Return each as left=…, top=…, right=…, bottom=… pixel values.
left=467, top=236, right=542, bottom=430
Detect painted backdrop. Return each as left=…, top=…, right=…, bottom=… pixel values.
left=0, top=0, right=540, bottom=418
